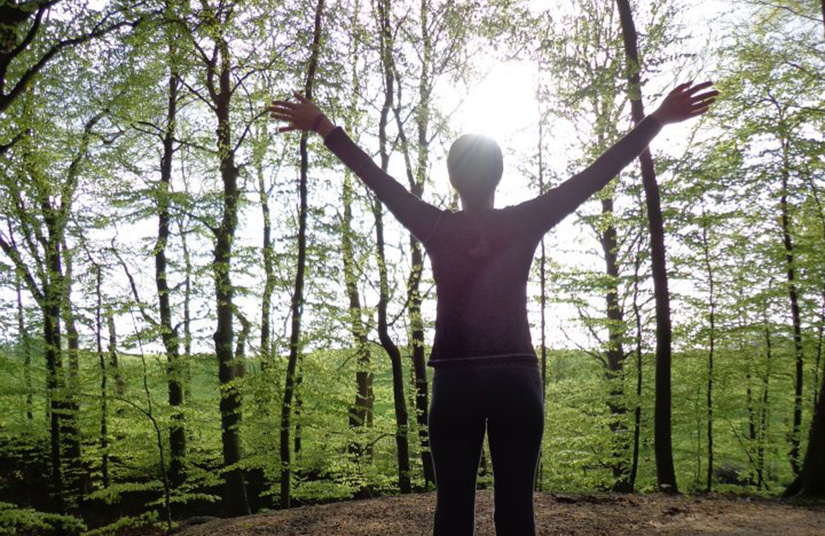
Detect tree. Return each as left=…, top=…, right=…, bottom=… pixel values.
left=615, top=0, right=678, bottom=492
left=281, top=0, right=326, bottom=509
left=0, top=1, right=146, bottom=117
left=794, top=356, right=825, bottom=496
left=174, top=0, right=288, bottom=514
left=120, top=6, right=189, bottom=487
left=374, top=0, right=411, bottom=493
left=0, top=77, right=106, bottom=510
left=152, top=10, right=187, bottom=488
left=339, top=0, right=376, bottom=467
left=714, top=0, right=824, bottom=486
left=537, top=0, right=679, bottom=491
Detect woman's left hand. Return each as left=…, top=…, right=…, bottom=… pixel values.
left=269, top=92, right=332, bottom=135
left=651, top=81, right=719, bottom=125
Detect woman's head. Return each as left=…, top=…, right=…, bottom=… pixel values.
left=447, top=134, right=503, bottom=210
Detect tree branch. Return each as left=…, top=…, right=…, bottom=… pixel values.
left=1, top=7, right=150, bottom=115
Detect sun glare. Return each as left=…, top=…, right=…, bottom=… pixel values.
left=454, top=61, right=539, bottom=141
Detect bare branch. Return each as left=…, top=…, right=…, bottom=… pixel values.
left=176, top=74, right=218, bottom=112
left=233, top=108, right=268, bottom=153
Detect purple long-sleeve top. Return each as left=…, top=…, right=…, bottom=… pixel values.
left=324, top=115, right=662, bottom=367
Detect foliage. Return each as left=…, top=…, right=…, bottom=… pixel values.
left=0, top=502, right=86, bottom=536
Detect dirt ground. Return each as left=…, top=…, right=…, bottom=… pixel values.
left=175, top=491, right=825, bottom=536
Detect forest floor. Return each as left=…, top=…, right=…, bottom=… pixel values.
left=173, top=490, right=825, bottom=535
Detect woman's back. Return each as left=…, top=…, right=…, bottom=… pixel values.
left=425, top=206, right=541, bottom=366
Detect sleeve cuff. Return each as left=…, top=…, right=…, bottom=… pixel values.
left=646, top=113, right=663, bottom=131
left=323, top=126, right=346, bottom=147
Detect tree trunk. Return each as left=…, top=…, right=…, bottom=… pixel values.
left=17, top=274, right=34, bottom=422
left=408, top=235, right=434, bottom=486
left=383, top=0, right=434, bottom=487
left=802, top=171, right=825, bottom=412
left=376, top=0, right=411, bottom=494
left=234, top=310, right=251, bottom=377
left=629, top=228, right=644, bottom=491
left=258, top=129, right=275, bottom=370
left=43, top=301, right=65, bottom=512
left=294, top=368, right=303, bottom=457
left=157, top=34, right=186, bottom=487
left=615, top=0, right=678, bottom=493
left=374, top=199, right=412, bottom=494
left=757, top=309, right=772, bottom=490
left=747, top=364, right=757, bottom=445
left=43, top=231, right=66, bottom=512
left=797, top=354, right=825, bottom=496
left=341, top=0, right=374, bottom=465
left=778, top=137, right=804, bottom=476
left=107, top=307, right=125, bottom=400
left=815, top=289, right=823, bottom=410
left=699, top=210, right=715, bottom=492
left=405, top=0, right=436, bottom=488
left=60, top=238, right=86, bottom=500
left=280, top=0, right=325, bottom=509
left=94, top=266, right=110, bottom=488
left=178, top=216, right=193, bottom=403
left=211, top=34, right=249, bottom=517
left=601, top=194, right=631, bottom=492
left=344, top=163, right=375, bottom=458
left=535, top=81, right=547, bottom=492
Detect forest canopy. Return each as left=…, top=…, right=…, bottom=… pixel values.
left=0, top=0, right=823, bottom=534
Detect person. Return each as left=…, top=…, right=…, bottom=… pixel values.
left=270, top=81, right=717, bottom=536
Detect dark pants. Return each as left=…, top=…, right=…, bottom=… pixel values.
left=429, top=359, right=544, bottom=536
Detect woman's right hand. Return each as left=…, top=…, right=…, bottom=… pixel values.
left=269, top=92, right=334, bottom=138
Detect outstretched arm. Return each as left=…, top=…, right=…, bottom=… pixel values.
left=517, top=81, right=718, bottom=236
left=270, top=93, right=442, bottom=243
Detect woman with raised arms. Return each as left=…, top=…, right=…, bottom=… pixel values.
left=270, top=80, right=717, bottom=536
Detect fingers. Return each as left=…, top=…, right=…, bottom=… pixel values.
left=269, top=106, right=294, bottom=117
left=686, top=81, right=714, bottom=94
left=691, top=90, right=719, bottom=103
left=691, top=97, right=717, bottom=110
left=689, top=89, right=718, bottom=111
left=689, top=106, right=711, bottom=118
left=278, top=126, right=298, bottom=133
left=691, top=98, right=716, bottom=109
left=271, top=100, right=298, bottom=110
left=269, top=99, right=297, bottom=120
left=270, top=92, right=310, bottom=110
left=269, top=105, right=295, bottom=115
left=690, top=101, right=715, bottom=115
left=674, top=81, right=693, bottom=92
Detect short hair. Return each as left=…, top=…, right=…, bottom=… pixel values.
left=447, top=134, right=503, bottom=205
